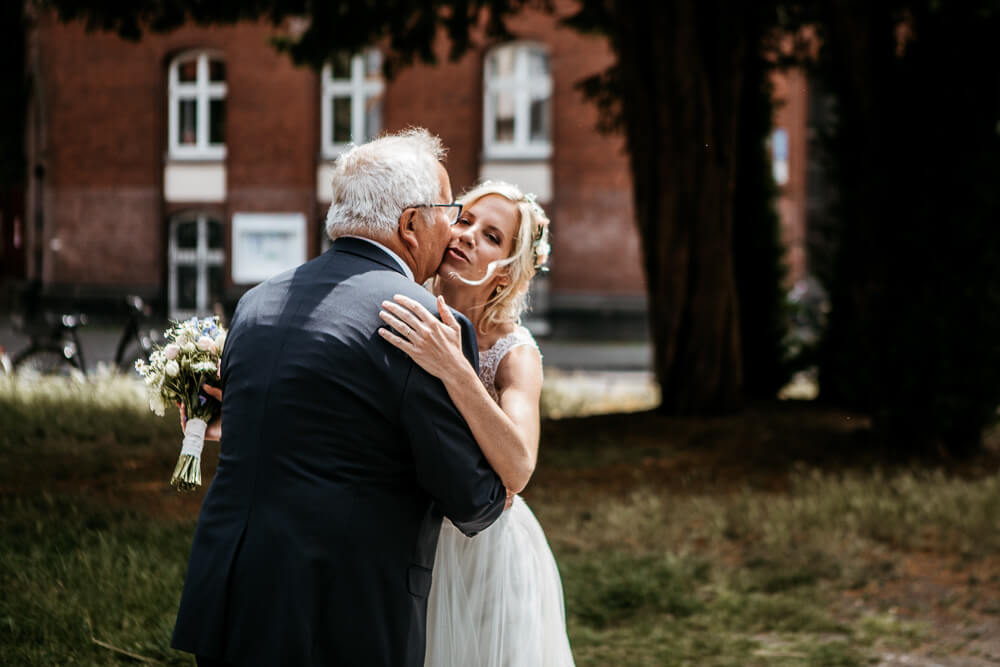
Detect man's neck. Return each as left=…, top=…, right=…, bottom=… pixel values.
left=343, top=235, right=419, bottom=282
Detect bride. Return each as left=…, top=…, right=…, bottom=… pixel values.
left=377, top=180, right=574, bottom=667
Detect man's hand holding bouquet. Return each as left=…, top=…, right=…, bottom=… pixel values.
left=135, top=316, right=226, bottom=491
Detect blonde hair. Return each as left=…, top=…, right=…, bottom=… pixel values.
left=436, top=180, right=551, bottom=332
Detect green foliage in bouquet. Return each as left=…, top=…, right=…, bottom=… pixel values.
left=135, top=317, right=226, bottom=491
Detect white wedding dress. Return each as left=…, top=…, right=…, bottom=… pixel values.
left=425, top=327, right=575, bottom=667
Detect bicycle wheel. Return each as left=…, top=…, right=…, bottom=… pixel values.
left=13, top=345, right=79, bottom=376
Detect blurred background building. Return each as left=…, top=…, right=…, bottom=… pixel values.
left=2, top=6, right=808, bottom=338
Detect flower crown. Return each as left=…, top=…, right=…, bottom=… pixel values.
left=523, top=192, right=551, bottom=271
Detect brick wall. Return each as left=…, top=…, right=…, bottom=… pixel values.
left=772, top=68, right=809, bottom=285
left=35, top=16, right=320, bottom=292
left=30, top=6, right=808, bottom=323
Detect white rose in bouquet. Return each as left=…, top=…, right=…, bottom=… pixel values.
left=214, top=330, right=227, bottom=355
left=196, top=336, right=216, bottom=353
left=149, top=393, right=168, bottom=418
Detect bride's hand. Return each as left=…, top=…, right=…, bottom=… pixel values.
left=378, top=294, right=468, bottom=379
left=177, top=382, right=223, bottom=441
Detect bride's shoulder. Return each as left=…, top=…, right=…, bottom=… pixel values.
left=513, top=324, right=538, bottom=345
left=493, top=325, right=542, bottom=372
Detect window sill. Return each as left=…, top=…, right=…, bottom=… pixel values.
left=482, top=146, right=552, bottom=162
left=478, top=160, right=552, bottom=202
left=165, top=149, right=227, bottom=163
left=164, top=162, right=227, bottom=203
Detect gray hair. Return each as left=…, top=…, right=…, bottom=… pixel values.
left=325, top=128, right=447, bottom=242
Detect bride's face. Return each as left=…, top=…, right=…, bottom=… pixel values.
left=438, top=194, right=520, bottom=289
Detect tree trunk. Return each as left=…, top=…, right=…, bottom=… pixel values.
left=609, top=0, right=749, bottom=413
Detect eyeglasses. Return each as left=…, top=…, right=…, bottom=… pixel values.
left=419, top=203, right=463, bottom=226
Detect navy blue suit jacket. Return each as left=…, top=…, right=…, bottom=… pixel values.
left=172, top=237, right=506, bottom=666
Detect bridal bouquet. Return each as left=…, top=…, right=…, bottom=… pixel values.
left=135, top=316, right=226, bottom=492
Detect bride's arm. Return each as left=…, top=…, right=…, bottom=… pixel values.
left=379, top=295, right=541, bottom=494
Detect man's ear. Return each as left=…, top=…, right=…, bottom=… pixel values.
left=398, top=208, right=420, bottom=252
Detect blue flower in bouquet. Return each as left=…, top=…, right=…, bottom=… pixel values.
left=201, top=317, right=219, bottom=337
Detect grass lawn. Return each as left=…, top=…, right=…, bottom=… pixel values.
left=2, top=374, right=999, bottom=665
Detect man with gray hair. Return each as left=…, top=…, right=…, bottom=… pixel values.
left=172, top=128, right=507, bottom=667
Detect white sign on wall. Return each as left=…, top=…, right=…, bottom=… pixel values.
left=231, top=212, right=307, bottom=284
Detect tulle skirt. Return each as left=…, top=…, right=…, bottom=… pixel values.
left=425, top=495, right=575, bottom=667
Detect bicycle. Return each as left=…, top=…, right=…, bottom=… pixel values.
left=112, top=295, right=160, bottom=373
left=11, top=310, right=87, bottom=375
left=11, top=295, right=160, bottom=375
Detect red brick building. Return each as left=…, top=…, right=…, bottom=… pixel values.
left=12, top=5, right=808, bottom=336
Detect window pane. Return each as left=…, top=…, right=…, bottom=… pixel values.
left=177, top=265, right=197, bottom=310
left=209, top=59, right=226, bottom=82
left=529, top=95, right=550, bottom=143
left=208, top=265, right=224, bottom=308
left=365, top=50, right=383, bottom=77
left=178, top=99, right=197, bottom=145
left=175, top=221, right=198, bottom=249
left=332, top=96, right=352, bottom=144
left=330, top=52, right=352, bottom=80
left=493, top=91, right=516, bottom=143
left=177, top=59, right=197, bottom=82
left=364, top=94, right=383, bottom=142
left=528, top=49, right=549, bottom=78
left=491, top=47, right=516, bottom=80
left=207, top=220, right=224, bottom=250
left=209, top=98, right=225, bottom=145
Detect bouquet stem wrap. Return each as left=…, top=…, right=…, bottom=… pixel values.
left=171, top=418, right=208, bottom=491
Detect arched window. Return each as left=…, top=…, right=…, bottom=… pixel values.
left=168, top=213, right=225, bottom=319
left=321, top=50, right=385, bottom=158
left=483, top=43, right=552, bottom=159
left=168, top=51, right=227, bottom=159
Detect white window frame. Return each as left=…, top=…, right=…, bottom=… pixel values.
left=483, top=42, right=553, bottom=160
left=321, top=51, right=385, bottom=159
left=168, top=213, right=225, bottom=319
left=168, top=50, right=227, bottom=161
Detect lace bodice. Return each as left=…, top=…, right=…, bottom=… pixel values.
left=477, top=327, right=539, bottom=402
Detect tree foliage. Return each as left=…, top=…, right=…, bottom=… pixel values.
left=788, top=0, right=1000, bottom=455
left=1, top=0, right=27, bottom=186
left=41, top=0, right=544, bottom=72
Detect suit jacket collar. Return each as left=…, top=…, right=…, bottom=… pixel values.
left=332, top=237, right=414, bottom=280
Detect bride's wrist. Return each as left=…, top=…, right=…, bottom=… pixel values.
left=442, top=360, right=478, bottom=392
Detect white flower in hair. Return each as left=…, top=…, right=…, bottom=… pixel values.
left=523, top=192, right=547, bottom=219
left=534, top=240, right=551, bottom=267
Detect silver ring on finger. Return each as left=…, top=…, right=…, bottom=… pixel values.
left=395, top=320, right=415, bottom=339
